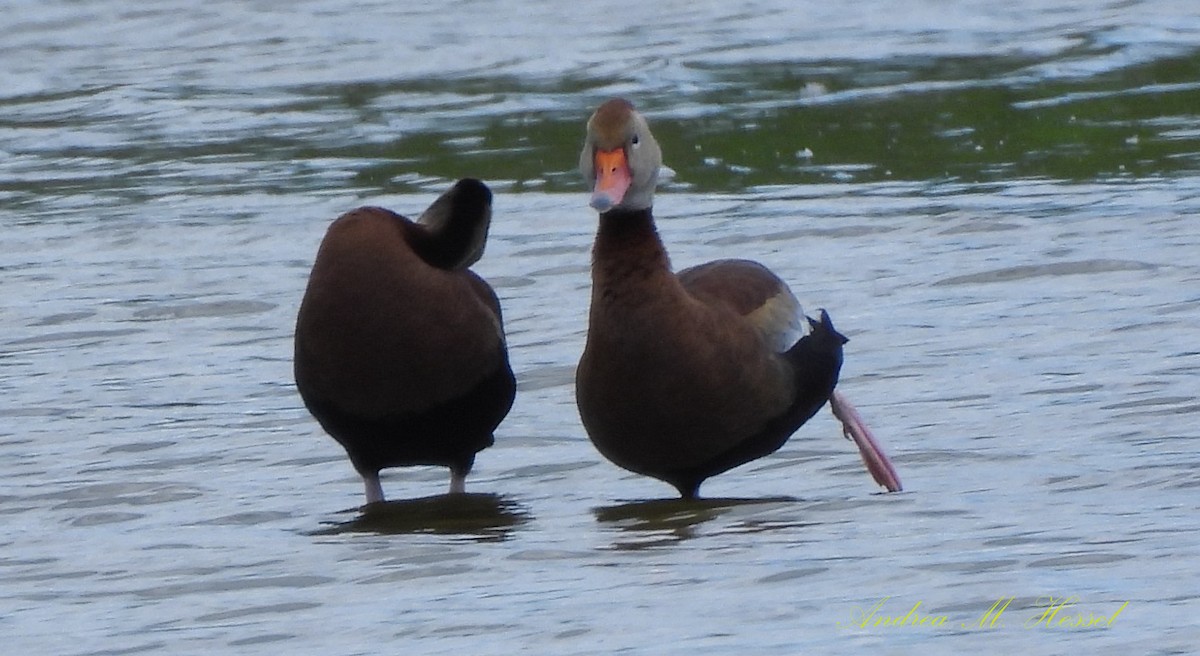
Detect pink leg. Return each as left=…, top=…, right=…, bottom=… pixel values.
left=829, top=391, right=902, bottom=492
left=363, top=473, right=385, bottom=505
left=449, top=470, right=467, bottom=495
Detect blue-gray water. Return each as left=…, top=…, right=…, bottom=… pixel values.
left=2, top=1, right=1199, bottom=654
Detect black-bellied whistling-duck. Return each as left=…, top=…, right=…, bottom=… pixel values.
left=575, top=99, right=901, bottom=499
left=294, top=179, right=515, bottom=504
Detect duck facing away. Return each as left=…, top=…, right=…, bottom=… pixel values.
left=575, top=99, right=902, bottom=499
left=294, top=178, right=515, bottom=504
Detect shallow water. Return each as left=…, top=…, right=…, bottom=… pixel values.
left=3, top=1, right=1200, bottom=654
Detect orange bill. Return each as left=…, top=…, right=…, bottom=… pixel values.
left=590, top=148, right=632, bottom=212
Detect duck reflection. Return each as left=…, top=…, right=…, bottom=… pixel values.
left=594, top=496, right=805, bottom=549
left=314, top=492, right=529, bottom=541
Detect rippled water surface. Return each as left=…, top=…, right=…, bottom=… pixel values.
left=3, top=1, right=1199, bottom=654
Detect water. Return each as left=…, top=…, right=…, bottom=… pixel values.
left=3, top=1, right=1199, bottom=653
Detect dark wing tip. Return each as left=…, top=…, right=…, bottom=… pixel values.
left=807, top=309, right=849, bottom=345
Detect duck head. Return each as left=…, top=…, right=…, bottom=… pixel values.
left=415, top=178, right=493, bottom=270
left=579, top=98, right=663, bottom=213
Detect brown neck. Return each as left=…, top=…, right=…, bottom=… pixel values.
left=590, top=208, right=676, bottom=307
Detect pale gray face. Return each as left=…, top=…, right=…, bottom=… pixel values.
left=580, top=99, right=663, bottom=212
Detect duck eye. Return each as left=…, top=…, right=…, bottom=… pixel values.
left=630, top=133, right=641, bottom=148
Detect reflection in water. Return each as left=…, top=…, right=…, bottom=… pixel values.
left=312, top=493, right=530, bottom=541
left=594, top=496, right=802, bottom=549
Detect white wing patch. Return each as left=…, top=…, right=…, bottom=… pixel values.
left=748, top=287, right=807, bottom=353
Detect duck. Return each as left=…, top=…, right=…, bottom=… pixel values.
left=575, top=98, right=901, bottom=499
left=294, top=178, right=515, bottom=504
